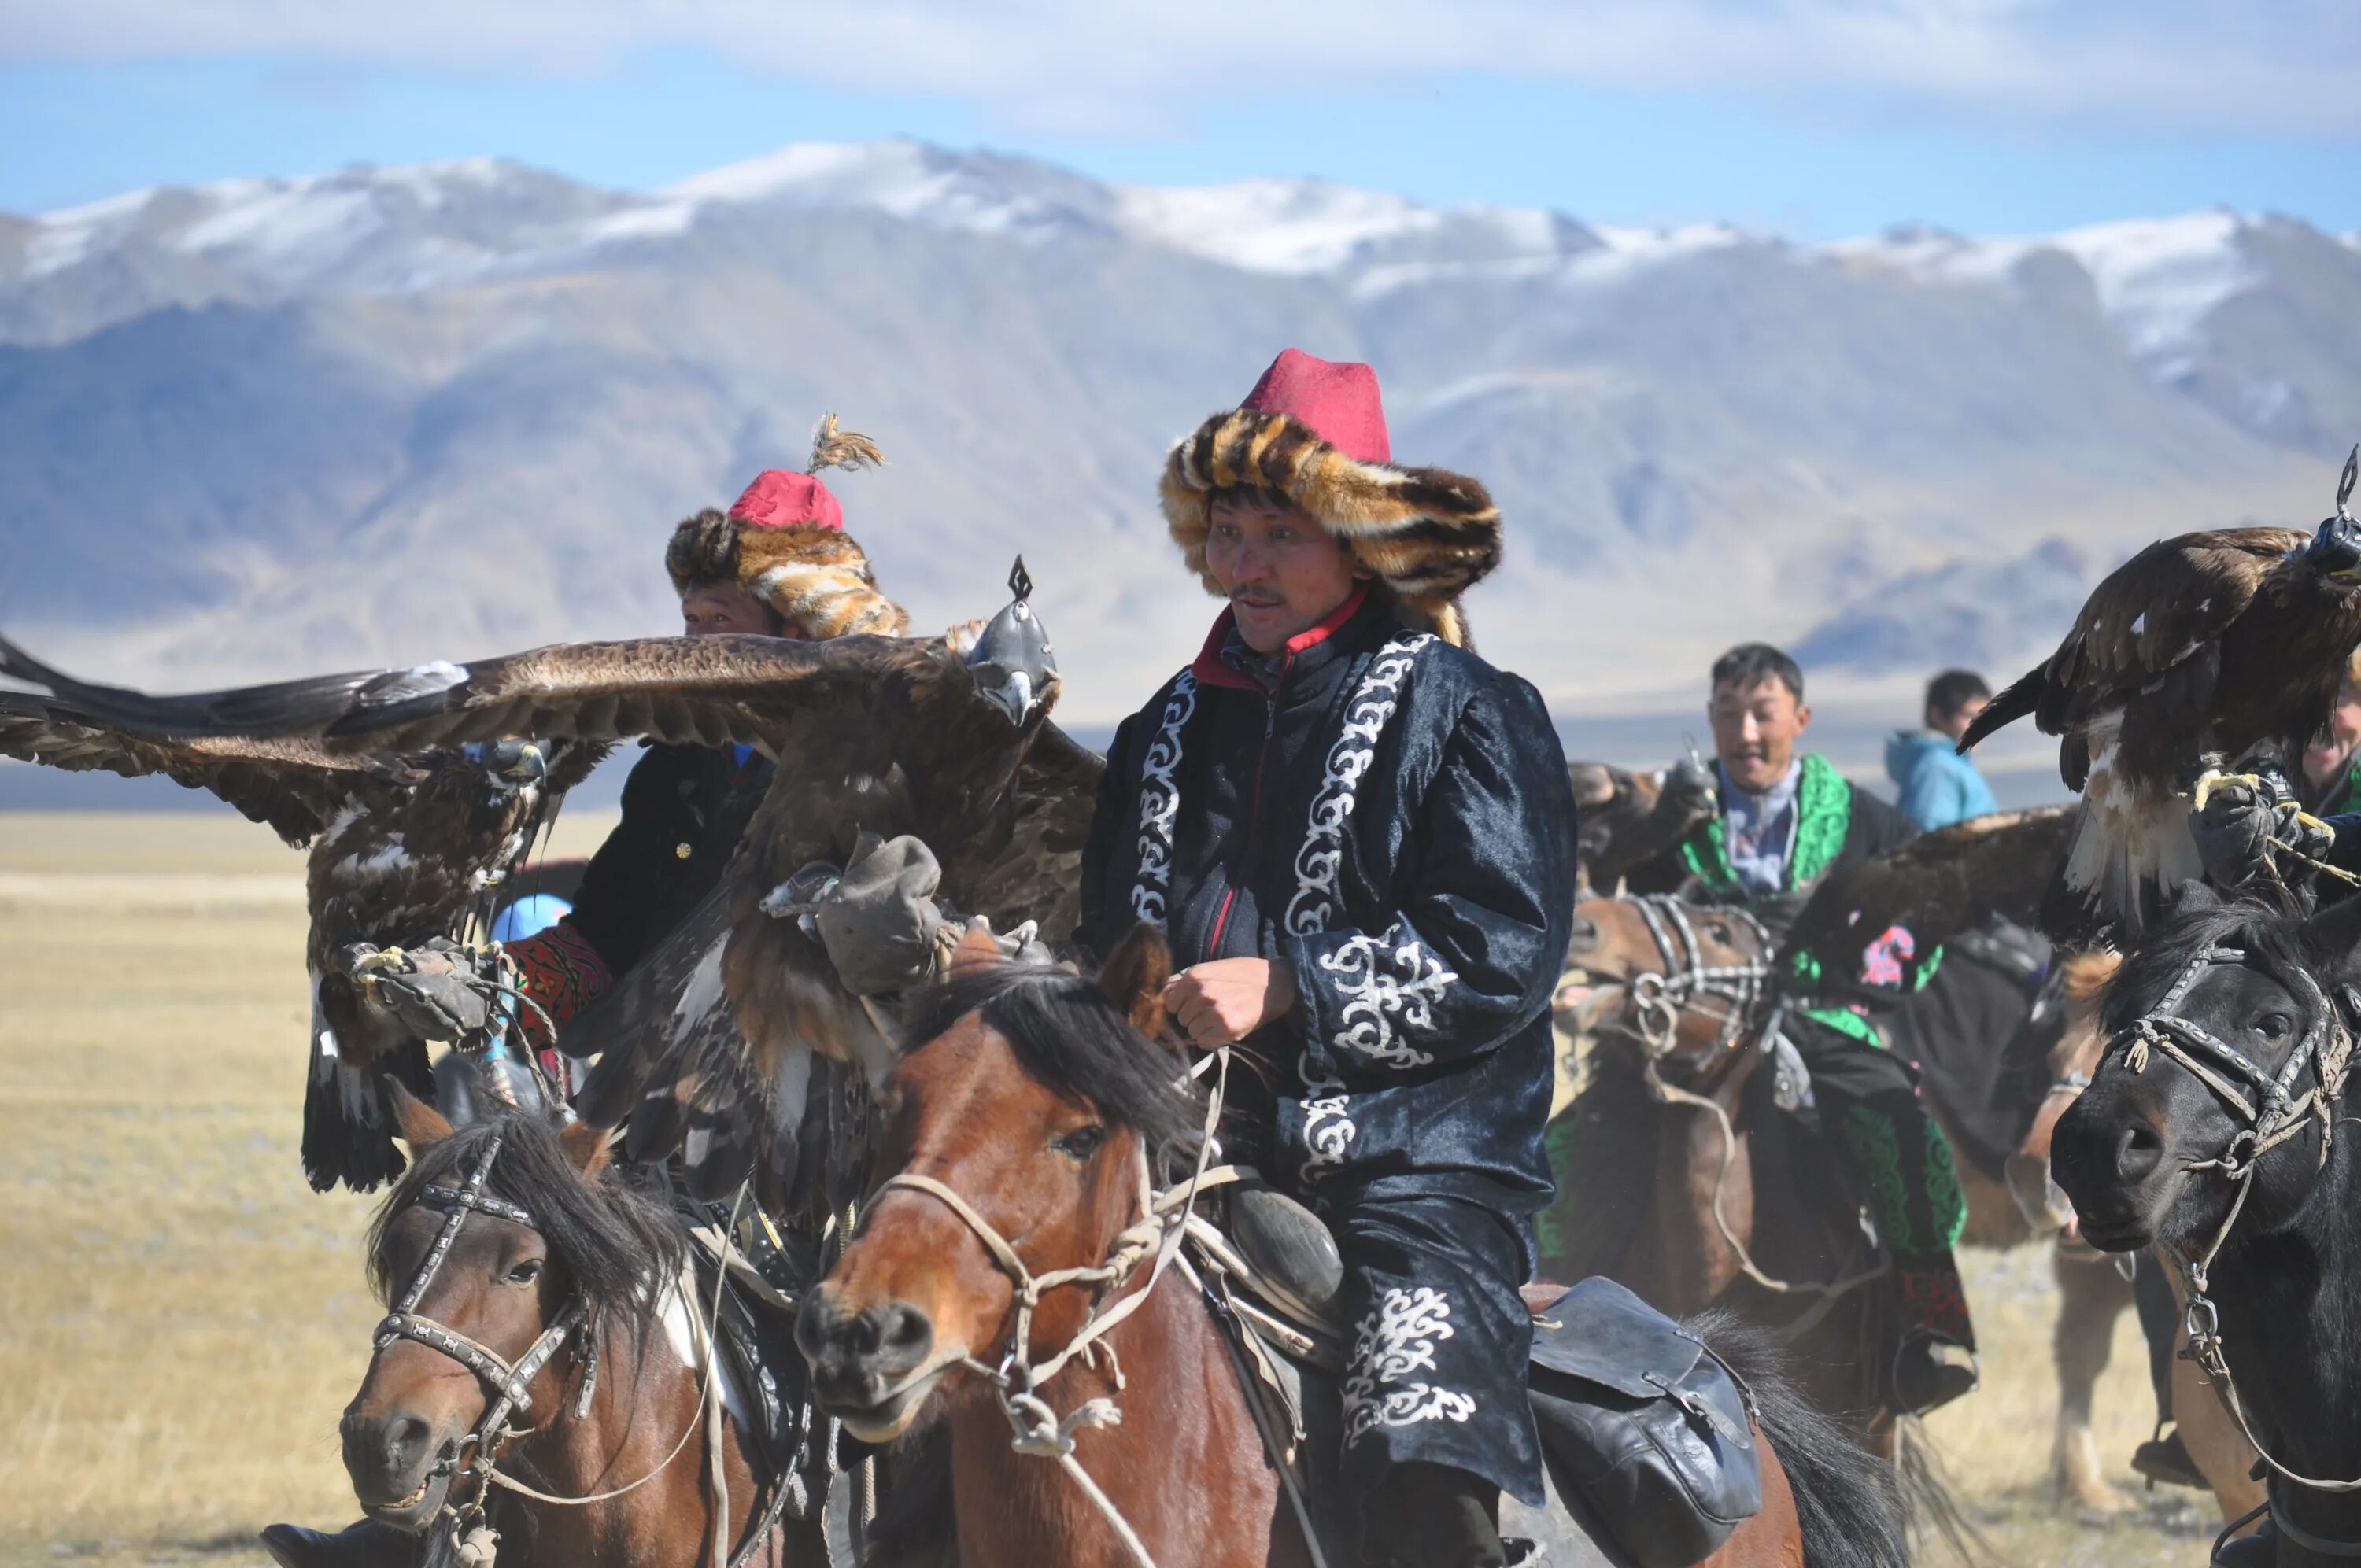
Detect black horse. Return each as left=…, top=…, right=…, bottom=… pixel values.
left=2052, top=884, right=2361, bottom=1564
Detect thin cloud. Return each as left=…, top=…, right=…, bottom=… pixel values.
left=6, top=0, right=2355, bottom=141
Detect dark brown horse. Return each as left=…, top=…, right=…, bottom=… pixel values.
left=799, top=924, right=1907, bottom=1567
left=1550, top=893, right=1898, bottom=1442
left=339, top=1090, right=827, bottom=1566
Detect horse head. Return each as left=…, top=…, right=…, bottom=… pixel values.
left=1561, top=892, right=1774, bottom=1087
left=2004, top=950, right=2121, bottom=1234
left=798, top=922, right=1197, bottom=1444
left=2054, top=885, right=2361, bottom=1261
left=344, top=1091, right=679, bottom=1529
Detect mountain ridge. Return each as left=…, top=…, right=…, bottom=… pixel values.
left=1, top=138, right=2355, bottom=729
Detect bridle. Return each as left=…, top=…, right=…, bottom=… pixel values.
left=376, top=1127, right=586, bottom=1502
left=371, top=1127, right=782, bottom=1568
left=1599, top=894, right=1886, bottom=1323
left=1618, top=895, right=1773, bottom=1062
left=859, top=1047, right=1238, bottom=1568
left=2108, top=943, right=2354, bottom=1298
left=2104, top=942, right=2361, bottom=1544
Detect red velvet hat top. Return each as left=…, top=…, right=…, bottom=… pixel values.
left=727, top=468, right=844, bottom=533
left=1238, top=347, right=1391, bottom=464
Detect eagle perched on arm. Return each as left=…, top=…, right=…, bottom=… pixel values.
left=1960, top=447, right=2361, bottom=943
left=0, top=682, right=608, bottom=1190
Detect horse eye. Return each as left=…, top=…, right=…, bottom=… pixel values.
left=1705, top=922, right=1731, bottom=944
left=2257, top=1013, right=2293, bottom=1042
left=1052, top=1126, right=1106, bottom=1161
left=505, top=1259, right=543, bottom=1286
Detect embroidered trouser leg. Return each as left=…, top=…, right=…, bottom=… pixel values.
left=1790, top=1023, right=1975, bottom=1346
left=1329, top=1192, right=1546, bottom=1522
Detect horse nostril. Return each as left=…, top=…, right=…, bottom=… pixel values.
left=2114, top=1121, right=2164, bottom=1184
left=382, top=1415, right=432, bottom=1474
left=870, top=1302, right=934, bottom=1374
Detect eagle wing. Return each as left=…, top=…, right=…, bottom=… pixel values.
left=1783, top=807, right=2075, bottom=987
left=0, top=631, right=963, bottom=758
left=0, top=686, right=405, bottom=844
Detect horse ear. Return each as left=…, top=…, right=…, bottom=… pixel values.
left=389, top=1081, right=453, bottom=1151
left=1099, top=921, right=1173, bottom=1039
left=946, top=918, right=1005, bottom=980
left=2302, top=891, right=2361, bottom=974
left=559, top=1120, right=614, bottom=1182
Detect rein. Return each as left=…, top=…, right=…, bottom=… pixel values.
left=374, top=1131, right=781, bottom=1568
left=1607, top=896, right=1886, bottom=1321
left=870, top=1046, right=1237, bottom=1568
left=2106, top=943, right=2361, bottom=1521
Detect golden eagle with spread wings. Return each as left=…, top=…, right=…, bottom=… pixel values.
left=0, top=681, right=608, bottom=1190
left=2, top=566, right=1101, bottom=1212
left=1960, top=447, right=2361, bottom=943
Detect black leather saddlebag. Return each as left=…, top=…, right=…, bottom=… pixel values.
left=1527, top=1277, right=1763, bottom=1568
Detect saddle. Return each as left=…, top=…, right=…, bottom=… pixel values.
left=1211, top=1186, right=1763, bottom=1568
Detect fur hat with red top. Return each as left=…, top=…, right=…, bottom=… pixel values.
left=1160, top=348, right=1501, bottom=648
left=666, top=415, right=909, bottom=639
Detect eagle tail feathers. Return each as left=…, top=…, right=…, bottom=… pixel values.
left=301, top=1039, right=433, bottom=1193
left=2044, top=788, right=2201, bottom=947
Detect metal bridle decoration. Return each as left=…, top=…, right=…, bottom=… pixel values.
left=375, top=1127, right=586, bottom=1505
left=1605, top=895, right=1887, bottom=1323
left=1622, top=895, right=1774, bottom=1061
left=2104, top=942, right=2361, bottom=1545
left=372, top=1129, right=784, bottom=1568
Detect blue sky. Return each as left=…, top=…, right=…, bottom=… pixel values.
left=5, top=3, right=2356, bottom=238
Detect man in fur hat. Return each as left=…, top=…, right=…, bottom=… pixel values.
left=1077, top=349, right=1578, bottom=1567
left=262, top=419, right=904, bottom=1568
left=495, top=418, right=905, bottom=1062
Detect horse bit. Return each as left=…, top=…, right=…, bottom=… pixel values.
left=2107, top=942, right=2361, bottom=1542
left=1623, top=895, right=1774, bottom=1060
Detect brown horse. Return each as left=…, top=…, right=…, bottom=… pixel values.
left=799, top=924, right=1907, bottom=1567
left=1550, top=893, right=1899, bottom=1441
left=338, top=1090, right=828, bottom=1567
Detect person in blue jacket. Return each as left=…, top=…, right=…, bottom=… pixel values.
left=1888, top=669, right=2001, bottom=830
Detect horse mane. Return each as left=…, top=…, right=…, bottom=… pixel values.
left=368, top=1112, right=689, bottom=1327
left=2100, top=887, right=2318, bottom=1037
left=1686, top=1307, right=1911, bottom=1568
left=903, top=964, right=1200, bottom=1159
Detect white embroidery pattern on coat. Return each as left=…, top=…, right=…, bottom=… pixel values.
left=1317, top=924, right=1458, bottom=1070
left=1343, top=1286, right=1477, bottom=1446
left=1129, top=670, right=1197, bottom=922
left=1281, top=632, right=1434, bottom=937
left=1297, top=1053, right=1358, bottom=1190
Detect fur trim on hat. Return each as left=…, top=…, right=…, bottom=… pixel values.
left=666, top=512, right=908, bottom=639
left=1159, top=407, right=1499, bottom=648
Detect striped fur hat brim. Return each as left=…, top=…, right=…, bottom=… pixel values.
left=666, top=511, right=909, bottom=640
left=1159, top=408, right=1499, bottom=648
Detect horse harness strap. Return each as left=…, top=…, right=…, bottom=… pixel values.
left=376, top=1130, right=583, bottom=1477
left=2109, top=943, right=2361, bottom=1515
left=1627, top=895, right=1772, bottom=1058
left=375, top=1134, right=789, bottom=1568
left=867, top=1047, right=1239, bottom=1568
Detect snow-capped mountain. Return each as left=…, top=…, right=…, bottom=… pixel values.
left=1, top=139, right=2355, bottom=729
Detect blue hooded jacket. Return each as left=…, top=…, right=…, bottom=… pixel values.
left=1886, top=730, right=1998, bottom=831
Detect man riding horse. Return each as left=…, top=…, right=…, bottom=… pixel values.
left=1618, top=642, right=1980, bottom=1415
left=264, top=425, right=909, bottom=1568
left=1075, top=348, right=1578, bottom=1568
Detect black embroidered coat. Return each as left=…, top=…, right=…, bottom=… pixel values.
left=1077, top=590, right=1580, bottom=1216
